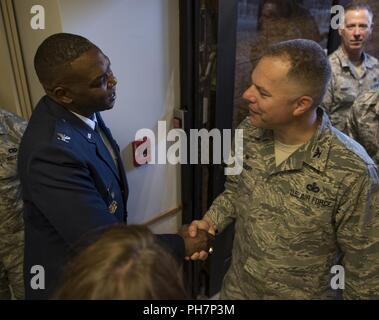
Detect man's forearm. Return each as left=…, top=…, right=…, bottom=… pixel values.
left=205, top=191, right=236, bottom=233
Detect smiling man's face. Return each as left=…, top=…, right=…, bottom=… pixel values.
left=243, top=56, right=306, bottom=130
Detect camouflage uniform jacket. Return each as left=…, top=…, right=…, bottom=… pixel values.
left=205, top=109, right=379, bottom=299
left=322, top=46, right=379, bottom=133
left=346, top=90, right=379, bottom=165
left=0, top=108, right=27, bottom=299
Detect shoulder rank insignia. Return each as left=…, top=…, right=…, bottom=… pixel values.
left=313, top=147, right=321, bottom=158
left=57, top=133, right=71, bottom=143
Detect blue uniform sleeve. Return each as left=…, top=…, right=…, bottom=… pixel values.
left=156, top=234, right=185, bottom=263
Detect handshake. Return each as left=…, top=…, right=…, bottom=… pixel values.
left=178, top=218, right=217, bottom=260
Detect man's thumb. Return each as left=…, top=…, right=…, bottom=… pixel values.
left=188, top=222, right=198, bottom=237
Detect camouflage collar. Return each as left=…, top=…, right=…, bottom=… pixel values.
left=362, top=51, right=377, bottom=69
left=274, top=109, right=331, bottom=173
left=301, top=108, right=332, bottom=172
left=250, top=125, right=273, bottom=141
left=336, top=46, right=375, bottom=71
left=250, top=108, right=331, bottom=173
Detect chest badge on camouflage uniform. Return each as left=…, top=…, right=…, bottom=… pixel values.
left=313, top=147, right=322, bottom=158
left=306, top=182, right=320, bottom=193
left=108, top=200, right=118, bottom=214
left=57, top=133, right=71, bottom=143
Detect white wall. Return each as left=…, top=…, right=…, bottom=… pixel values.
left=1, top=0, right=62, bottom=116
left=58, top=0, right=182, bottom=232
left=13, top=0, right=63, bottom=108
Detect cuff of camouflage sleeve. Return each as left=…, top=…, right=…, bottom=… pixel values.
left=204, top=210, right=220, bottom=233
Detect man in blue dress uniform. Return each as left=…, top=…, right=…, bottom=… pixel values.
left=18, top=33, right=209, bottom=299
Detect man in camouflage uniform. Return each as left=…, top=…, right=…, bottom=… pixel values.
left=321, top=2, right=379, bottom=133
left=346, top=90, right=379, bottom=164
left=0, top=108, right=26, bottom=299
left=189, top=39, right=379, bottom=299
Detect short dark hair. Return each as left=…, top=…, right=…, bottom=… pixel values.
left=53, top=225, right=188, bottom=300
left=344, top=1, right=373, bottom=21
left=261, top=39, right=331, bottom=107
left=34, top=33, right=97, bottom=88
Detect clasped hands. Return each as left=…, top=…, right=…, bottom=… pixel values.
left=178, top=217, right=216, bottom=261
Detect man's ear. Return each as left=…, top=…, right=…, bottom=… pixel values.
left=368, top=23, right=374, bottom=37
left=52, top=87, right=73, bottom=104
left=293, top=96, right=314, bottom=117
left=338, top=28, right=343, bottom=37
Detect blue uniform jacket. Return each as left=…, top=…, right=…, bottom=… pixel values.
left=18, top=96, right=184, bottom=299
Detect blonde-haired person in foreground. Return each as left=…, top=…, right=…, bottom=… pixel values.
left=53, top=225, right=188, bottom=300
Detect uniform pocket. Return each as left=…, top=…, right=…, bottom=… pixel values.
left=0, top=144, right=19, bottom=177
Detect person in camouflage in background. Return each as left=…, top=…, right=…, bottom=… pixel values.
left=346, top=89, right=379, bottom=165
left=321, top=1, right=379, bottom=133
left=0, top=108, right=27, bottom=299
left=189, top=39, right=379, bottom=299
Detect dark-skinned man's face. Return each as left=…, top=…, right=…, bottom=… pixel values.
left=56, top=47, right=117, bottom=117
